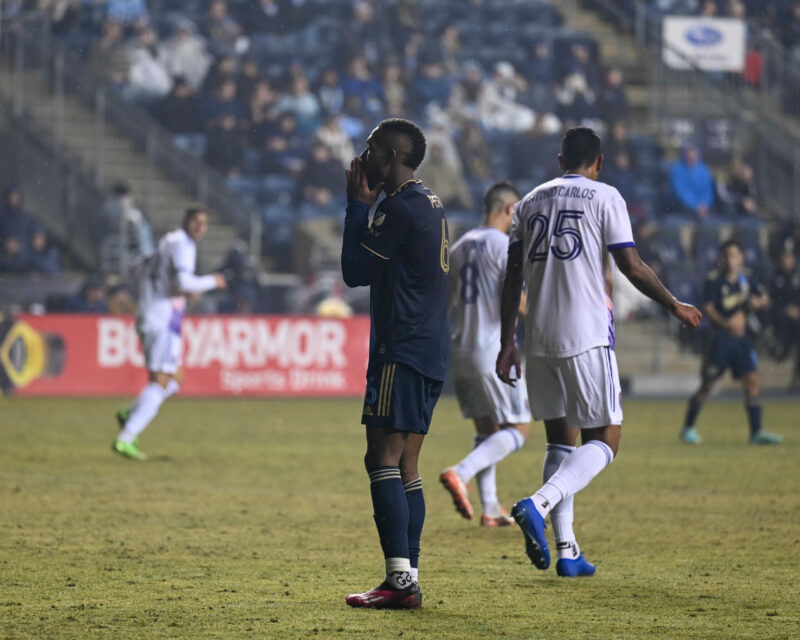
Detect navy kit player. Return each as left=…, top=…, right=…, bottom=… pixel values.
left=681, top=241, right=783, bottom=445
left=496, top=128, right=701, bottom=576
left=341, top=119, right=450, bottom=609
left=440, top=182, right=531, bottom=526
left=114, top=208, right=226, bottom=460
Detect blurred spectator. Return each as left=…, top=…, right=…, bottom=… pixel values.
left=314, top=115, right=355, bottom=168
left=237, top=56, right=262, bottom=104
left=276, top=73, right=322, bottom=134
left=203, top=0, right=244, bottom=59
left=348, top=1, right=390, bottom=66
left=0, top=187, right=33, bottom=246
left=103, top=184, right=155, bottom=257
left=27, top=226, right=61, bottom=275
left=107, top=283, right=138, bottom=314
left=203, top=78, right=246, bottom=130
left=159, top=19, right=212, bottom=90
left=126, top=25, right=172, bottom=105
left=669, top=143, right=715, bottom=218
left=263, top=112, right=307, bottom=174
left=107, top=0, right=148, bottom=26
left=458, top=121, right=493, bottom=182
left=341, top=56, right=384, bottom=116
left=417, top=141, right=473, bottom=210
left=246, top=79, right=279, bottom=148
left=478, top=61, right=535, bottom=133
left=89, top=20, right=129, bottom=89
left=718, top=159, right=758, bottom=217
left=769, top=249, right=800, bottom=364
left=605, top=121, right=635, bottom=160
left=317, top=67, right=345, bottom=115
left=448, top=61, right=484, bottom=124
left=596, top=68, right=629, bottom=124
left=217, top=239, right=260, bottom=313
left=154, top=78, right=205, bottom=155
left=299, top=143, right=343, bottom=212
left=382, top=62, right=409, bottom=114
left=206, top=114, right=245, bottom=176
left=0, top=237, right=29, bottom=273
left=412, top=61, right=452, bottom=112
left=556, top=71, right=596, bottom=123
left=523, top=41, right=557, bottom=113
left=63, top=279, right=109, bottom=313
left=509, top=118, right=561, bottom=184
left=202, top=55, right=237, bottom=96
left=604, top=151, right=646, bottom=222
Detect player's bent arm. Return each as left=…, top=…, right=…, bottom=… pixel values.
left=341, top=200, right=378, bottom=287
left=176, top=270, right=221, bottom=294
left=500, top=241, right=524, bottom=348
left=703, top=302, right=730, bottom=330
left=611, top=246, right=702, bottom=328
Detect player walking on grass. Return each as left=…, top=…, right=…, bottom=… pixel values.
left=496, top=127, right=702, bottom=576
left=440, top=181, right=531, bottom=527
left=113, top=208, right=226, bottom=460
left=341, top=118, right=449, bottom=610
left=680, top=240, right=783, bottom=445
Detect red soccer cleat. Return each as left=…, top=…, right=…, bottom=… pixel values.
left=346, top=582, right=422, bottom=609
left=480, top=507, right=516, bottom=527
left=439, top=467, right=473, bottom=520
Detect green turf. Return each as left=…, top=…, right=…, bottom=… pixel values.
left=1, top=396, right=798, bottom=639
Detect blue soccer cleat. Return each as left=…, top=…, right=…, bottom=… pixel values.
left=510, top=498, right=550, bottom=570
left=556, top=554, right=596, bottom=577
left=749, top=429, right=783, bottom=445
left=680, top=426, right=702, bottom=444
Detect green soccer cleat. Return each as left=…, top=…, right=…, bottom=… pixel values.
left=112, top=438, right=147, bottom=460
left=116, top=407, right=139, bottom=447
left=749, top=429, right=783, bottom=445
left=680, top=426, right=702, bottom=444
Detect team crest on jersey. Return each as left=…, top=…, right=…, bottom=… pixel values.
left=428, top=194, right=443, bottom=209
left=369, top=213, right=386, bottom=237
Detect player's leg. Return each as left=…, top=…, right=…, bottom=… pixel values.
left=741, top=370, right=782, bottom=444
left=542, top=418, right=582, bottom=566
left=399, top=433, right=425, bottom=584
left=680, top=376, right=718, bottom=444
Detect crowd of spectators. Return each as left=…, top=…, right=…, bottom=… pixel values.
left=0, top=187, right=61, bottom=276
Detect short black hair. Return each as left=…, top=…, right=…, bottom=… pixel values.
left=561, top=127, right=602, bottom=171
left=721, top=239, right=743, bottom=253
left=183, top=206, right=207, bottom=223
left=483, top=181, right=520, bottom=215
left=376, top=118, right=427, bottom=170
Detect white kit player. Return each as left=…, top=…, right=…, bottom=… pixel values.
left=440, top=182, right=531, bottom=527
left=113, top=207, right=226, bottom=460
left=496, top=128, right=701, bottom=576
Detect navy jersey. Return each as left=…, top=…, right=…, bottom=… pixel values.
left=704, top=269, right=765, bottom=320
left=342, top=180, right=450, bottom=380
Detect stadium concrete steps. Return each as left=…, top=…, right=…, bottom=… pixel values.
left=0, top=66, right=239, bottom=271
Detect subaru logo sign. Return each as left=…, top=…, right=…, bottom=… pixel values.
left=685, top=25, right=723, bottom=46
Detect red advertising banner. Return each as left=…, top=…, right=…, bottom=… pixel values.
left=1, top=314, right=371, bottom=396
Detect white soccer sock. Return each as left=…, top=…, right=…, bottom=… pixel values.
left=164, top=379, right=180, bottom=398
left=532, top=440, right=614, bottom=518
left=543, top=443, right=577, bottom=554
left=469, top=435, right=498, bottom=515
left=410, top=567, right=419, bottom=584
left=118, top=382, right=167, bottom=444
left=454, top=428, right=525, bottom=484
left=385, top=557, right=413, bottom=590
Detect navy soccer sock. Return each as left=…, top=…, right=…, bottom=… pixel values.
left=368, top=466, right=411, bottom=587
left=745, top=400, right=763, bottom=436
left=684, top=397, right=703, bottom=428
left=403, top=478, right=425, bottom=579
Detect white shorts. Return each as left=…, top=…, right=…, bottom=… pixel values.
left=454, top=370, right=532, bottom=425
left=526, top=346, right=623, bottom=429
left=139, top=327, right=182, bottom=375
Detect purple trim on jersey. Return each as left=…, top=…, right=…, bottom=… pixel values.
left=168, top=308, right=184, bottom=335
left=607, top=305, right=616, bottom=350
left=607, top=241, right=636, bottom=250
left=561, top=174, right=582, bottom=179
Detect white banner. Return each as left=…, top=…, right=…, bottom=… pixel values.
left=663, top=17, right=745, bottom=72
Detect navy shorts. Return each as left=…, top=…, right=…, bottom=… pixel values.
left=702, top=332, right=758, bottom=380
left=361, top=361, right=443, bottom=434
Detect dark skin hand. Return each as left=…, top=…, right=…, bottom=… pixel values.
left=346, top=156, right=383, bottom=206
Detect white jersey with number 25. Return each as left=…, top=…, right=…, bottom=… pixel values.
left=509, top=174, right=634, bottom=359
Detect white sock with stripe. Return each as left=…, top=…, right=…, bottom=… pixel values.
left=543, top=443, right=579, bottom=559
left=472, top=435, right=499, bottom=517
left=454, top=428, right=525, bottom=484
left=118, top=383, right=167, bottom=444
left=532, top=440, right=614, bottom=518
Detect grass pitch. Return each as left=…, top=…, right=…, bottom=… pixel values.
left=1, top=395, right=798, bottom=639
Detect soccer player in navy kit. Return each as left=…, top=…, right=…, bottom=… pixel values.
left=341, top=119, right=450, bottom=609
left=681, top=240, right=783, bottom=445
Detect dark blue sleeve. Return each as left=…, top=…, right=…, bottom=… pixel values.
left=358, top=198, right=413, bottom=260
left=341, top=200, right=380, bottom=287
left=703, top=277, right=720, bottom=308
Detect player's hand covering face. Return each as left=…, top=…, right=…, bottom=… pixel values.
left=346, top=155, right=383, bottom=207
